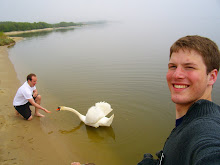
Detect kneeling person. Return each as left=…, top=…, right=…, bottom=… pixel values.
left=13, top=73, right=51, bottom=120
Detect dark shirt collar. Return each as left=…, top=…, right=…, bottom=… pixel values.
left=175, top=116, right=185, bottom=127
left=175, top=100, right=220, bottom=127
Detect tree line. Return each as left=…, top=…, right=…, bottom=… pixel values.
left=0, top=21, right=83, bottom=32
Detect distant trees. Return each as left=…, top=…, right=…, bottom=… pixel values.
left=53, top=22, right=80, bottom=28
left=0, top=21, right=83, bottom=32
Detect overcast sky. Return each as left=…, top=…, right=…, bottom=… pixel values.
left=1, top=0, right=220, bottom=23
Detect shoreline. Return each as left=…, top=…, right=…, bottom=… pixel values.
left=5, top=28, right=54, bottom=36
left=0, top=38, right=70, bottom=164
left=4, top=26, right=82, bottom=36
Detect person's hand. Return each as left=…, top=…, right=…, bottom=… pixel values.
left=33, top=92, right=38, bottom=97
left=44, top=109, right=52, bottom=113
left=137, top=153, right=159, bottom=165
left=71, top=162, right=81, bottom=165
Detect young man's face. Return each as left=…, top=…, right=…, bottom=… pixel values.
left=28, top=76, right=37, bottom=87
left=166, top=49, right=214, bottom=106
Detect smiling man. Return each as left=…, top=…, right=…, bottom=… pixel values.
left=13, top=73, right=51, bottom=120
left=138, top=35, right=220, bottom=165
left=167, top=46, right=218, bottom=119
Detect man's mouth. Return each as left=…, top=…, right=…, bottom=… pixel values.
left=173, top=84, right=188, bottom=89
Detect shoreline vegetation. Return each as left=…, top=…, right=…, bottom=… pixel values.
left=0, top=32, right=15, bottom=46
left=0, top=20, right=107, bottom=46
left=0, top=21, right=84, bottom=33
left=0, top=21, right=85, bottom=46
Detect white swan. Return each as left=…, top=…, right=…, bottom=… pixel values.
left=56, top=102, right=114, bottom=128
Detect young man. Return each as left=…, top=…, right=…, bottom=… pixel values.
left=138, top=35, right=220, bottom=165
left=13, top=73, right=51, bottom=120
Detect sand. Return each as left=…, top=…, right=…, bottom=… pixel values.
left=4, top=28, right=54, bottom=36
left=0, top=38, right=72, bottom=165
left=4, top=26, right=80, bottom=36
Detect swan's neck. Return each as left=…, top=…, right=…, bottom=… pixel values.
left=62, top=107, right=86, bottom=122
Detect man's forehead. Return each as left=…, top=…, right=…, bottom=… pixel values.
left=171, top=49, right=202, bottom=57
left=31, top=76, right=37, bottom=80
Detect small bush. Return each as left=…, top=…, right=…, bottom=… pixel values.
left=0, top=32, right=15, bottom=46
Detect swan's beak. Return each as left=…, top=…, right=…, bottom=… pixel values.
left=56, top=107, right=61, bottom=111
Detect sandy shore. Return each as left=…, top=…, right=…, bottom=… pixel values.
left=4, top=26, right=81, bottom=36
left=0, top=38, right=70, bottom=164
left=4, top=28, right=54, bottom=36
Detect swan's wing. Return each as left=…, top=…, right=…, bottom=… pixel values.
left=85, top=106, right=105, bottom=124
left=95, top=102, right=113, bottom=116
left=97, top=114, right=114, bottom=127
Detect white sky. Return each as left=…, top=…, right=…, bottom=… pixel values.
left=1, top=0, right=220, bottom=23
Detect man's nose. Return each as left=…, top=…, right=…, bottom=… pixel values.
left=173, top=67, right=185, bottom=79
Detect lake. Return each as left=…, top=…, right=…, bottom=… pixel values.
left=8, top=20, right=220, bottom=165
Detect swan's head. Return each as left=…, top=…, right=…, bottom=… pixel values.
left=56, top=106, right=65, bottom=111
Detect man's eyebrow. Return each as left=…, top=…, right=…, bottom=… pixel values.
left=168, top=62, right=176, bottom=65
left=183, top=63, right=198, bottom=66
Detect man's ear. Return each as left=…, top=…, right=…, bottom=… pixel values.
left=208, top=69, right=218, bottom=86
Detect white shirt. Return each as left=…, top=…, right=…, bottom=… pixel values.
left=13, top=81, right=36, bottom=106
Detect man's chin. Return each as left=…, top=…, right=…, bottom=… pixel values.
left=171, top=97, right=188, bottom=104
left=171, top=97, right=195, bottom=106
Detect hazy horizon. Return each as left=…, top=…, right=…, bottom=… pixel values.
left=1, top=0, right=220, bottom=24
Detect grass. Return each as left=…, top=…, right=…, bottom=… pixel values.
left=0, top=32, right=15, bottom=46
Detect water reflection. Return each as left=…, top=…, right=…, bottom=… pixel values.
left=10, top=27, right=76, bottom=38
left=59, top=122, right=115, bottom=143
left=59, top=122, right=84, bottom=134
left=85, top=125, right=115, bottom=143
left=54, top=27, right=76, bottom=33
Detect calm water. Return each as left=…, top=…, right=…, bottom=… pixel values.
left=9, top=21, right=220, bottom=164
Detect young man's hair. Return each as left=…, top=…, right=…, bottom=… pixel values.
left=170, top=35, right=220, bottom=73
left=27, top=73, right=36, bottom=81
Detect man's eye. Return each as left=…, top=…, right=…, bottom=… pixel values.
left=169, top=66, right=176, bottom=69
left=186, top=66, right=195, bottom=69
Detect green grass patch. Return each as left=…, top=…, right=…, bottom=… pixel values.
left=0, top=32, right=15, bottom=46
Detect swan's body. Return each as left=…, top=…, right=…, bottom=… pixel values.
left=57, top=102, right=114, bottom=128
